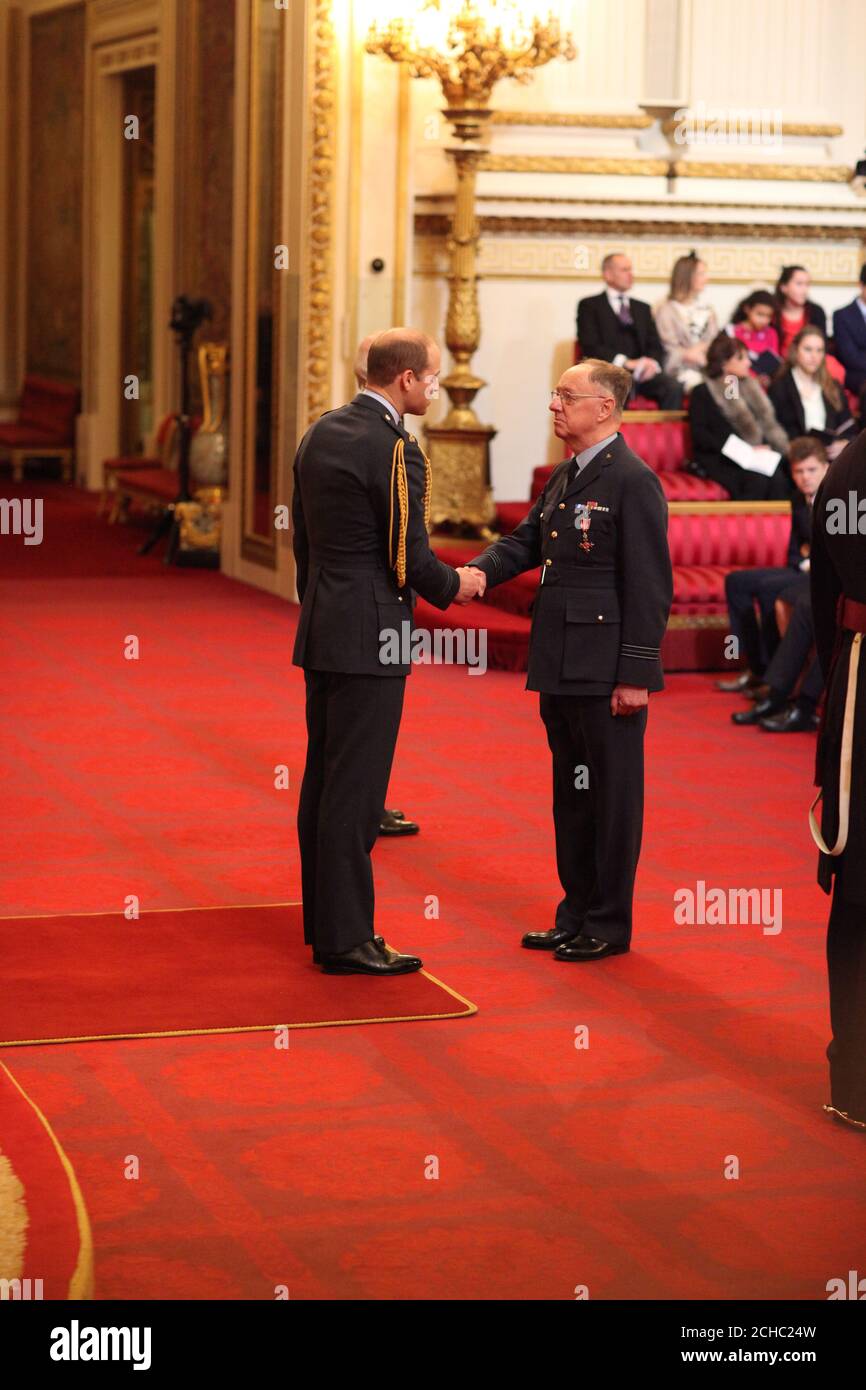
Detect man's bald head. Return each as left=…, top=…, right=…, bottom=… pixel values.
left=365, top=328, right=436, bottom=389
left=362, top=328, right=441, bottom=419
left=353, top=333, right=377, bottom=389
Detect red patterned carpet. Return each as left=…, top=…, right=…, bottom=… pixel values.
left=2, top=480, right=865, bottom=1300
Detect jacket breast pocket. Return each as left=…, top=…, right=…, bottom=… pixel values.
left=561, top=591, right=621, bottom=681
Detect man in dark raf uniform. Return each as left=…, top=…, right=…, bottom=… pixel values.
left=809, top=426, right=866, bottom=1131
left=354, top=332, right=423, bottom=839
left=292, top=328, right=484, bottom=976
left=466, top=359, right=673, bottom=960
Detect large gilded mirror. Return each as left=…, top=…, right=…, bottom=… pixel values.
left=240, top=0, right=283, bottom=565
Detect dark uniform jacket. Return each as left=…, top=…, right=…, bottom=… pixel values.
left=810, top=428, right=866, bottom=904
left=292, top=392, right=459, bottom=677
left=468, top=433, right=673, bottom=695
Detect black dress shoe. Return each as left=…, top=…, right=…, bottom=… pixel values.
left=731, top=695, right=785, bottom=725
left=554, top=934, right=628, bottom=961
left=314, top=934, right=388, bottom=965
left=759, top=704, right=819, bottom=733
left=716, top=671, right=761, bottom=693
left=379, top=809, right=420, bottom=836
left=319, top=938, right=423, bottom=975
left=521, top=924, right=580, bottom=950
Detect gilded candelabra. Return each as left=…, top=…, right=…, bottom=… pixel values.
left=367, top=1, right=575, bottom=534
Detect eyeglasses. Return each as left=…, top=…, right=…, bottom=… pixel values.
left=550, top=389, right=614, bottom=405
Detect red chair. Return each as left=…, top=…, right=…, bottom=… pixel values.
left=0, top=376, right=79, bottom=482
left=102, top=414, right=177, bottom=518
left=108, top=416, right=201, bottom=523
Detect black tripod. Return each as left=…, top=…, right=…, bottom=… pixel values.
left=139, top=294, right=212, bottom=563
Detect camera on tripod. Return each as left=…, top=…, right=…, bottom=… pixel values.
left=169, top=295, right=213, bottom=343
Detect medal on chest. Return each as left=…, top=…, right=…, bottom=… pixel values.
left=573, top=500, right=610, bottom=551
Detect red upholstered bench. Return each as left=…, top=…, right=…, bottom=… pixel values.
left=102, top=414, right=178, bottom=518
left=667, top=502, right=791, bottom=618
left=108, top=416, right=201, bottom=522
left=0, top=375, right=79, bottom=482
left=527, top=413, right=728, bottom=506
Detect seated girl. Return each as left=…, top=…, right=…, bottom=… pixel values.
left=730, top=290, right=781, bottom=385
left=768, top=326, right=853, bottom=461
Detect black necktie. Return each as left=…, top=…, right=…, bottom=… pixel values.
left=567, top=455, right=580, bottom=485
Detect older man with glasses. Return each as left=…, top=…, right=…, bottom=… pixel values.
left=466, top=360, right=673, bottom=960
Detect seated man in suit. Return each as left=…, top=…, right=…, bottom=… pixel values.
left=718, top=438, right=828, bottom=694
left=577, top=253, right=683, bottom=410
left=732, top=586, right=823, bottom=733
left=832, top=264, right=866, bottom=413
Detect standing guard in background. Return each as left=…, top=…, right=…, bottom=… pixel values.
left=810, top=426, right=866, bottom=1131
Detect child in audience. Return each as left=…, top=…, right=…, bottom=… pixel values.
left=730, top=291, right=781, bottom=385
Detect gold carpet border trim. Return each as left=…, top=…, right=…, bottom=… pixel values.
left=0, top=899, right=304, bottom=922
left=0, top=1062, right=94, bottom=1301
left=0, top=905, right=478, bottom=1044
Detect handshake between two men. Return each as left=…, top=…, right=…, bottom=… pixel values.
left=453, top=566, right=487, bottom=605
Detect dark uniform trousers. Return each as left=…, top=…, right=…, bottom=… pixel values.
left=543, top=694, right=647, bottom=948
left=827, top=887, right=866, bottom=1116
left=291, top=392, right=460, bottom=957
left=298, top=671, right=405, bottom=955
left=810, top=431, right=866, bottom=1118
left=468, top=433, right=672, bottom=953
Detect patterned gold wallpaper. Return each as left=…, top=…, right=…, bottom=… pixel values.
left=196, top=0, right=235, bottom=351
left=26, top=3, right=85, bottom=383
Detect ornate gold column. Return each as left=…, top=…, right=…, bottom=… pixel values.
left=428, top=116, right=497, bottom=533
left=366, top=2, right=575, bottom=535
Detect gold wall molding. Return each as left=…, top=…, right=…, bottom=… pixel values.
left=422, top=192, right=864, bottom=216
left=672, top=160, right=851, bottom=182
left=414, top=235, right=863, bottom=284
left=477, top=153, right=853, bottom=183
left=490, top=111, right=653, bottom=129
left=661, top=117, right=843, bottom=139
left=416, top=213, right=864, bottom=244
left=478, top=154, right=669, bottom=176
left=95, top=38, right=159, bottom=71
left=305, top=0, right=336, bottom=428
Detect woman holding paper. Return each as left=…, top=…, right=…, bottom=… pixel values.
left=688, top=335, right=792, bottom=500
left=768, top=327, right=853, bottom=460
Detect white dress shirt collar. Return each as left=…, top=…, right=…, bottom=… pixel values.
left=362, top=387, right=402, bottom=427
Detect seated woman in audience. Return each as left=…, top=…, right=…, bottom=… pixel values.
left=773, top=264, right=844, bottom=384
left=654, top=252, right=719, bottom=392
left=768, top=326, right=853, bottom=460
left=730, top=290, right=781, bottom=385
left=688, top=334, right=791, bottom=499
left=773, top=265, right=826, bottom=356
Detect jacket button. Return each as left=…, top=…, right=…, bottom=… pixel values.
left=540, top=511, right=544, bottom=519
left=544, top=558, right=552, bottom=567
left=398, top=596, right=403, bottom=602
left=558, top=502, right=565, bottom=510
left=597, top=614, right=603, bottom=621
left=550, top=530, right=558, bottom=539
